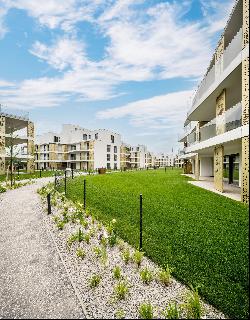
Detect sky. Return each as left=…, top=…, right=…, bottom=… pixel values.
left=0, top=0, right=234, bottom=153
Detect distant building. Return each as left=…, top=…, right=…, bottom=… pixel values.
left=35, top=124, right=122, bottom=170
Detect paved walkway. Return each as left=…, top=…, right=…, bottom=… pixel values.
left=0, top=178, right=85, bottom=319
left=182, top=174, right=241, bottom=201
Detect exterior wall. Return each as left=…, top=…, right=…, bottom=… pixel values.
left=200, top=157, right=213, bottom=177
left=0, top=116, right=5, bottom=174
left=194, top=154, right=200, bottom=180
left=243, top=0, right=249, bottom=50
left=27, top=121, right=35, bottom=173
left=242, top=137, right=249, bottom=203
left=214, top=145, right=224, bottom=192
left=216, top=89, right=226, bottom=135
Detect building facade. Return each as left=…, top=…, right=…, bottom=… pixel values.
left=0, top=106, right=35, bottom=174
left=35, top=124, right=122, bottom=171
left=179, top=0, right=249, bottom=203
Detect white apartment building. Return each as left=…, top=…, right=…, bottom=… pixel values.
left=130, top=144, right=149, bottom=169
left=155, top=153, right=176, bottom=167
left=179, top=0, right=249, bottom=203
left=35, top=124, right=121, bottom=171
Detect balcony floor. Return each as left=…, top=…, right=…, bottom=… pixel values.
left=182, top=174, right=241, bottom=202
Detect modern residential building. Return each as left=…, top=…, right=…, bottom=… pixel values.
left=0, top=106, right=35, bottom=174
left=35, top=124, right=122, bottom=171
left=129, top=144, right=149, bottom=169
left=155, top=153, right=175, bottom=167
left=179, top=0, right=249, bottom=203
left=120, top=143, right=131, bottom=170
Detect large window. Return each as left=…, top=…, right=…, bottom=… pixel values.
left=107, top=145, right=111, bottom=152
left=114, top=154, right=117, bottom=161
left=83, top=134, right=87, bottom=140
left=107, top=154, right=111, bottom=161
left=107, top=163, right=111, bottom=169
left=71, top=145, right=76, bottom=151
left=111, top=135, right=115, bottom=143
left=114, top=146, right=117, bottom=153
left=95, top=133, right=98, bottom=140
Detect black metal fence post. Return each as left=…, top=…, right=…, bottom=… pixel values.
left=71, top=168, right=74, bottom=179
left=64, top=170, right=67, bottom=195
left=139, top=194, right=143, bottom=251
left=40, top=169, right=42, bottom=177
left=83, top=179, right=86, bottom=210
left=47, top=193, right=51, bottom=215
left=54, top=172, right=57, bottom=189
left=165, top=166, right=166, bottom=173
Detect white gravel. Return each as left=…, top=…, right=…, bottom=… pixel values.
left=42, top=188, right=227, bottom=319
left=0, top=178, right=85, bottom=319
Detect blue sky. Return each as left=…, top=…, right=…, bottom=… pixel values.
left=0, top=0, right=234, bottom=153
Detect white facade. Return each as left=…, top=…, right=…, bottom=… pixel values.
left=35, top=125, right=121, bottom=170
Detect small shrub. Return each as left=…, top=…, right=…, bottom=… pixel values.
left=162, top=303, right=180, bottom=319
left=89, top=274, right=101, bottom=288
left=0, top=185, right=6, bottom=193
left=158, top=265, right=172, bottom=286
left=67, top=233, right=78, bottom=247
left=56, top=220, right=65, bottom=230
left=121, top=248, right=130, bottom=264
left=93, top=246, right=102, bottom=257
left=132, top=250, right=144, bottom=267
left=140, top=267, right=153, bottom=284
left=113, top=266, right=122, bottom=279
left=114, top=309, right=125, bottom=319
left=76, top=248, right=86, bottom=259
left=84, top=233, right=90, bottom=244
left=108, top=232, right=117, bottom=247
left=114, top=281, right=129, bottom=300
left=139, top=303, right=154, bottom=319
left=184, top=288, right=203, bottom=319
left=100, top=235, right=108, bottom=247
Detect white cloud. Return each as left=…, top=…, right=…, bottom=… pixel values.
left=0, top=0, right=234, bottom=111
left=97, top=90, right=193, bottom=129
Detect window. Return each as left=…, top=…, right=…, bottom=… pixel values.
left=107, top=163, right=111, bottom=169
left=54, top=136, right=59, bottom=143
left=114, top=154, right=117, bottom=161
left=83, top=134, right=87, bottom=140
left=89, top=135, right=91, bottom=139
left=111, top=135, right=115, bottom=143
left=107, top=145, right=111, bottom=152
left=114, top=146, right=117, bottom=153
left=107, top=154, right=111, bottom=161
left=71, top=145, right=76, bottom=150
left=95, top=133, right=98, bottom=140
left=114, top=163, right=117, bottom=170
left=137, top=147, right=139, bottom=151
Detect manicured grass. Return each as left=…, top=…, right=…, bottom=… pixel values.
left=61, top=169, right=249, bottom=318
left=0, top=170, right=63, bottom=182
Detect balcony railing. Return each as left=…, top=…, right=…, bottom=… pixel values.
left=224, top=28, right=242, bottom=70
left=191, top=27, right=243, bottom=109
left=200, top=118, right=216, bottom=142
left=199, top=102, right=242, bottom=142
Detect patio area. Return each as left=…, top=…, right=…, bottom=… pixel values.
left=181, top=174, right=241, bottom=202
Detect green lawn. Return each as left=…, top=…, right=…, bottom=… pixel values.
left=0, top=170, right=63, bottom=182
left=60, top=169, right=248, bottom=318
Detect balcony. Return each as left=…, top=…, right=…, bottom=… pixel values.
left=190, top=28, right=243, bottom=111
left=187, top=102, right=242, bottom=147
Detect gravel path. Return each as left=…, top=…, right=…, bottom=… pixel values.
left=0, top=178, right=85, bottom=319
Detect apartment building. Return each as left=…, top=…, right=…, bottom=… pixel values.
left=0, top=106, right=35, bottom=174
left=179, top=0, right=249, bottom=203
left=35, top=124, right=121, bottom=171
left=155, top=153, right=175, bottom=167
left=129, top=144, right=149, bottom=169
left=120, top=143, right=131, bottom=170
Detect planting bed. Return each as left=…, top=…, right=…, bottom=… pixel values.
left=39, top=184, right=225, bottom=319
